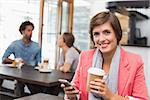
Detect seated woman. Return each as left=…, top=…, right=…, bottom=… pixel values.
left=62, top=11, right=148, bottom=100
left=57, top=32, right=80, bottom=73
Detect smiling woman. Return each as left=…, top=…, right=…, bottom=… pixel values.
left=62, top=11, right=148, bottom=100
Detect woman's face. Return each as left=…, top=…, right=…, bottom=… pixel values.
left=57, top=35, right=65, bottom=48
left=92, top=21, right=117, bottom=54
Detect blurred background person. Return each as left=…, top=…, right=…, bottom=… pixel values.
left=2, top=21, right=41, bottom=66
left=57, top=32, right=80, bottom=73
left=1, top=21, right=41, bottom=97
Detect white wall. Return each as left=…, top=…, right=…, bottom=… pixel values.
left=89, top=0, right=109, bottom=18
left=89, top=0, right=150, bottom=45
left=136, top=9, right=150, bottom=46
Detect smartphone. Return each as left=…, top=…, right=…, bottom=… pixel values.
left=58, top=79, right=72, bottom=87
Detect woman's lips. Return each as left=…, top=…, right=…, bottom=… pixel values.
left=96, top=43, right=109, bottom=48
left=101, top=43, right=109, bottom=48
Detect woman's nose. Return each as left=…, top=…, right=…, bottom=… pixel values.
left=97, top=34, right=106, bottom=42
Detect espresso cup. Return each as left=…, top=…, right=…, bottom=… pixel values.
left=42, top=58, right=49, bottom=69
left=43, top=58, right=49, bottom=64
left=87, top=67, right=105, bottom=92
left=42, top=63, right=48, bottom=70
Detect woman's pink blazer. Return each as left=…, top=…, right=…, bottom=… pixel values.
left=72, top=48, right=148, bottom=100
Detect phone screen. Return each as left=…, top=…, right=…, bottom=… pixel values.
left=58, top=79, right=76, bottom=91
left=58, top=79, right=75, bottom=87
left=58, top=79, right=71, bottom=86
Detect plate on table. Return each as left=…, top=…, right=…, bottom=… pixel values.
left=34, top=66, right=41, bottom=70
left=39, top=68, right=52, bottom=73
left=0, top=64, right=17, bottom=68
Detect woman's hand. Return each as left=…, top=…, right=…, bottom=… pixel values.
left=59, top=66, right=64, bottom=71
left=90, top=78, right=114, bottom=100
left=61, top=84, right=79, bottom=100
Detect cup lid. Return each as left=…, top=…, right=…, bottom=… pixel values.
left=88, top=67, right=105, bottom=76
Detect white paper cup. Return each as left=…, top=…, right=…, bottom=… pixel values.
left=87, top=67, right=105, bottom=91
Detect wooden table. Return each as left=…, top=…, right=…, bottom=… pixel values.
left=14, top=93, right=63, bottom=100
left=0, top=65, right=73, bottom=97
left=0, top=65, right=73, bottom=87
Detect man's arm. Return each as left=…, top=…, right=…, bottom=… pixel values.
left=2, top=58, right=14, bottom=64
left=35, top=48, right=41, bottom=65
left=2, top=43, right=15, bottom=64
left=59, top=63, right=71, bottom=73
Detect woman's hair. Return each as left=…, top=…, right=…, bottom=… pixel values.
left=62, top=32, right=75, bottom=48
left=89, top=11, right=122, bottom=44
left=62, top=32, right=81, bottom=54
left=19, top=21, right=34, bottom=34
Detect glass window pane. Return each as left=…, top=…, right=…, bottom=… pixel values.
left=73, top=0, right=91, bottom=50
left=61, top=1, right=68, bottom=33
left=42, top=0, right=58, bottom=69
left=0, top=0, right=40, bottom=63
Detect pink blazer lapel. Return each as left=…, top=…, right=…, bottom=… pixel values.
left=118, top=48, right=130, bottom=96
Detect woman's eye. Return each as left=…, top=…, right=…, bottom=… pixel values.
left=93, top=32, right=100, bottom=36
left=103, top=30, right=111, bottom=35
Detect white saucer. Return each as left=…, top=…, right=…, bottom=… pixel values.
left=0, top=64, right=16, bottom=68
left=34, top=66, right=41, bottom=70
left=39, top=69, right=52, bottom=73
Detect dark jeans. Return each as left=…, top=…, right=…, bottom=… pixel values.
left=0, top=79, right=3, bottom=85
left=14, top=81, right=60, bottom=97
left=0, top=79, right=3, bottom=88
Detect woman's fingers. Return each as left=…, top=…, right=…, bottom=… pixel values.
left=64, top=86, right=79, bottom=100
left=61, top=83, right=75, bottom=91
left=90, top=79, right=106, bottom=95
left=64, top=85, right=75, bottom=90
left=62, top=84, right=79, bottom=95
left=94, top=78, right=105, bottom=83
left=90, top=84, right=104, bottom=91
left=61, top=83, right=65, bottom=88
left=90, top=80, right=105, bottom=88
left=65, top=89, right=79, bottom=95
left=90, top=79, right=114, bottom=100
left=60, top=82, right=79, bottom=100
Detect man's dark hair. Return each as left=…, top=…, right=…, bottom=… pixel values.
left=19, top=21, right=34, bottom=34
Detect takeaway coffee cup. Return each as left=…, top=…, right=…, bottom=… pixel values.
left=87, top=67, right=105, bottom=91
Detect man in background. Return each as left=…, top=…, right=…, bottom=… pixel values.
left=2, top=21, right=41, bottom=66
left=1, top=21, right=41, bottom=96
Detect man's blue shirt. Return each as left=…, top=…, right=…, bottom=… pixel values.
left=2, top=39, right=41, bottom=66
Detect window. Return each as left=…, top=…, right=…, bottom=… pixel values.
left=73, top=0, right=91, bottom=50
left=42, top=0, right=58, bottom=69
left=0, top=0, right=40, bottom=63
